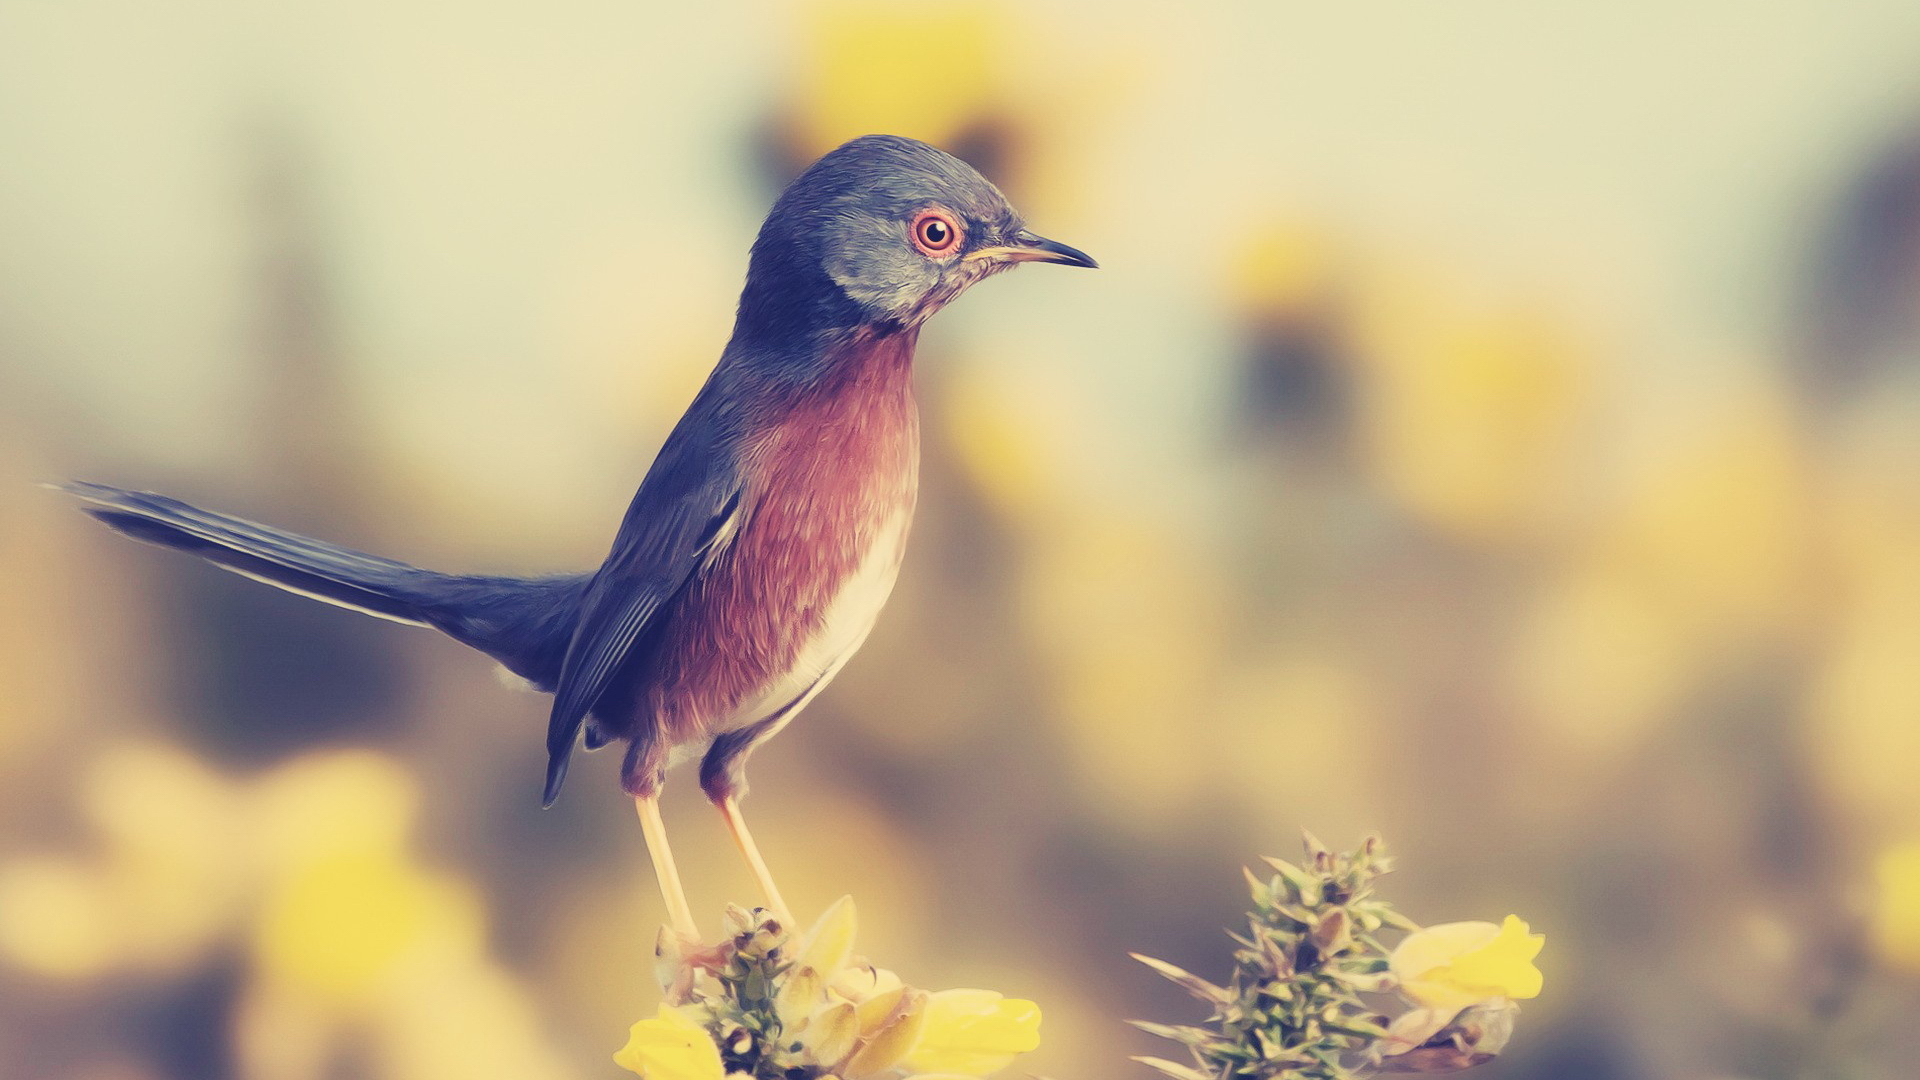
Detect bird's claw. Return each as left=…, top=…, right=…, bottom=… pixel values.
left=653, top=924, right=735, bottom=1004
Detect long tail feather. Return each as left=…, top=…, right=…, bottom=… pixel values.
left=60, top=481, right=586, bottom=689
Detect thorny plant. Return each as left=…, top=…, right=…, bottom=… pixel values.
left=1130, top=833, right=1543, bottom=1079
left=614, top=834, right=1541, bottom=1080
left=618, top=898, right=1040, bottom=1080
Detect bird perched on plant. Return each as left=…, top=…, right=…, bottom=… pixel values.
left=61, top=134, right=1095, bottom=940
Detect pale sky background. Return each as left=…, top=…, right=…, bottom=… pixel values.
left=5, top=0, right=1920, bottom=546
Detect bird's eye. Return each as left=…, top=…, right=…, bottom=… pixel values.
left=910, top=210, right=962, bottom=256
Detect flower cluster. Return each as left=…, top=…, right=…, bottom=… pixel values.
left=1133, top=833, right=1543, bottom=1079
left=1873, top=841, right=1920, bottom=973
left=616, top=898, right=1040, bottom=1080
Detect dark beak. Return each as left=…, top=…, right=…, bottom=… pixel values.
left=968, top=230, right=1099, bottom=269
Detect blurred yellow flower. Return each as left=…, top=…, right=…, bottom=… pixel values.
left=901, top=989, right=1042, bottom=1077
left=1229, top=222, right=1341, bottom=315
left=1592, top=385, right=1806, bottom=636
left=1811, top=592, right=1920, bottom=832
left=249, top=752, right=487, bottom=1007
left=1391, top=915, right=1545, bottom=1012
left=0, top=744, right=246, bottom=979
left=791, top=2, right=1005, bottom=157
left=254, top=851, right=484, bottom=1005
left=1872, top=843, right=1920, bottom=973
left=1025, top=513, right=1227, bottom=824
left=82, top=744, right=245, bottom=971
left=943, top=364, right=1065, bottom=526
left=253, top=751, right=419, bottom=868
left=1353, top=278, right=1589, bottom=545
left=0, top=744, right=575, bottom=1079
left=0, top=857, right=118, bottom=978
left=615, top=1005, right=725, bottom=1080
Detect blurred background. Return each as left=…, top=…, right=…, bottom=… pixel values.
left=5, top=2, right=1920, bottom=1078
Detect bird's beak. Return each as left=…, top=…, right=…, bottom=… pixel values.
left=966, top=229, right=1099, bottom=269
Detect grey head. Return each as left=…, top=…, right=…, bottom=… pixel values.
left=734, top=134, right=1095, bottom=342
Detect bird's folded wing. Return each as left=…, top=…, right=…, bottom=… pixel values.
left=543, top=435, right=745, bottom=806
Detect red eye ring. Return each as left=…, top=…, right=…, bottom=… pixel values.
left=910, top=209, right=962, bottom=256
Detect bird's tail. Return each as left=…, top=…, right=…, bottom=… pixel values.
left=60, top=481, right=586, bottom=690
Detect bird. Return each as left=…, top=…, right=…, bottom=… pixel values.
left=59, top=133, right=1096, bottom=940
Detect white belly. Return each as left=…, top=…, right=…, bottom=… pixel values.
left=667, top=507, right=910, bottom=765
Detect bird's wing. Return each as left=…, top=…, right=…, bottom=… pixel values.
left=542, top=425, right=746, bottom=806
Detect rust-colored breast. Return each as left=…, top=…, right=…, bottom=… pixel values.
left=636, top=332, right=921, bottom=757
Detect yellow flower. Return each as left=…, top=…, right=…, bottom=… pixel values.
left=801, top=1000, right=862, bottom=1066
left=614, top=1005, right=724, bottom=1080
left=779, top=898, right=924, bottom=1073
left=639, top=898, right=1043, bottom=1080
left=1391, top=916, right=1545, bottom=1012
left=843, top=989, right=928, bottom=1079
left=797, top=895, right=860, bottom=980
left=900, top=989, right=1042, bottom=1077
left=1873, top=843, right=1920, bottom=972
left=775, top=963, right=825, bottom=1032
left=831, top=962, right=905, bottom=1005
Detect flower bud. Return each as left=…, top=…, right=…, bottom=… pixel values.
left=1376, top=1000, right=1519, bottom=1073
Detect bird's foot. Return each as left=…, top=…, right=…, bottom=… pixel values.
left=652, top=903, right=803, bottom=1004
left=654, top=925, right=731, bottom=1004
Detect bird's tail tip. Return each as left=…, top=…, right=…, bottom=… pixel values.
left=540, top=760, right=568, bottom=809
left=51, top=479, right=146, bottom=507
left=46, top=479, right=100, bottom=498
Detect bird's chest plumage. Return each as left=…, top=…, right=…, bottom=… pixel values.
left=639, top=334, right=920, bottom=752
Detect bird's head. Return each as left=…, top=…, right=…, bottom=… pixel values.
left=738, top=134, right=1095, bottom=338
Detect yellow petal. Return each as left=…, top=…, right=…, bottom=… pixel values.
left=614, top=1005, right=725, bottom=1080
left=776, top=964, right=824, bottom=1033
left=1392, top=916, right=1545, bottom=1011
left=854, top=984, right=911, bottom=1035
left=797, top=896, right=859, bottom=979
left=831, top=962, right=904, bottom=1004
left=803, top=1001, right=861, bottom=1067
left=844, top=992, right=928, bottom=1080
left=1447, top=916, right=1545, bottom=997
left=901, top=989, right=1043, bottom=1077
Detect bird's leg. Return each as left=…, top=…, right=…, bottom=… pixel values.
left=700, top=726, right=795, bottom=927
left=634, top=795, right=700, bottom=940
left=717, top=795, right=793, bottom=928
